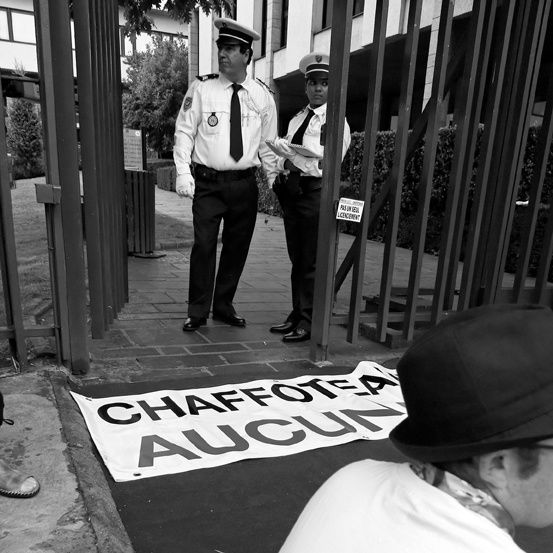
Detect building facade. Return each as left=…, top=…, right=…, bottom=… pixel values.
left=0, top=0, right=188, bottom=99
left=189, top=0, right=552, bottom=132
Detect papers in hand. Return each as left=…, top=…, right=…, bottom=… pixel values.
left=265, top=138, right=322, bottom=159
left=288, top=143, right=322, bottom=159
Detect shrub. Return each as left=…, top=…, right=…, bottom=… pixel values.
left=339, top=125, right=553, bottom=278
left=6, top=99, right=44, bottom=179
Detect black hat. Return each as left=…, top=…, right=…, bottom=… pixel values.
left=214, top=18, right=260, bottom=47
left=389, top=303, right=553, bottom=462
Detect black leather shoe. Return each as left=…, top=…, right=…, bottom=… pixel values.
left=212, top=312, right=246, bottom=327
left=182, top=317, right=206, bottom=332
left=282, top=328, right=311, bottom=343
left=270, top=320, right=298, bottom=334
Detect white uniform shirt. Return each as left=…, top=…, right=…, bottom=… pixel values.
left=278, top=103, right=351, bottom=178
left=174, top=74, right=279, bottom=185
left=280, top=460, right=524, bottom=553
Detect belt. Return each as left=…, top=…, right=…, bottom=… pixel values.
left=194, top=164, right=256, bottom=182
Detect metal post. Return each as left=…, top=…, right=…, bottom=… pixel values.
left=310, top=0, right=353, bottom=361
left=33, top=0, right=89, bottom=374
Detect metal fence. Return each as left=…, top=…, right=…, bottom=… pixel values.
left=0, top=0, right=128, bottom=373
left=312, top=0, right=553, bottom=358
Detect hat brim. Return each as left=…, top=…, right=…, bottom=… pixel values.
left=305, top=70, right=328, bottom=80
left=389, top=408, right=553, bottom=462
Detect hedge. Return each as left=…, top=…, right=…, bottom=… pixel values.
left=256, top=125, right=553, bottom=278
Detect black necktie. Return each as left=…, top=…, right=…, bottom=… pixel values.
left=291, top=109, right=315, bottom=145
left=230, top=83, right=243, bottom=161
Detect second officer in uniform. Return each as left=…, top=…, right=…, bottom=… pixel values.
left=174, top=18, right=279, bottom=331
left=269, top=52, right=351, bottom=342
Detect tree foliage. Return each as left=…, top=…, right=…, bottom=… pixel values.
left=6, top=99, right=44, bottom=179
left=119, top=0, right=235, bottom=33
left=122, top=35, right=188, bottom=155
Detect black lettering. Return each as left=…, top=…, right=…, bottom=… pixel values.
left=357, top=373, right=399, bottom=395
left=293, top=412, right=355, bottom=437
left=211, top=390, right=245, bottom=411
left=328, top=379, right=358, bottom=392
left=186, top=395, right=226, bottom=415
left=183, top=425, right=249, bottom=455
left=97, top=402, right=141, bottom=425
left=298, top=378, right=338, bottom=399
left=341, top=406, right=404, bottom=432
left=241, top=387, right=273, bottom=406
left=245, top=419, right=306, bottom=446
left=138, top=435, right=200, bottom=467
left=271, top=384, right=313, bottom=402
left=137, top=396, right=186, bottom=421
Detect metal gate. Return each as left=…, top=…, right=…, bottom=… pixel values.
left=312, top=0, right=553, bottom=359
left=0, top=0, right=128, bottom=373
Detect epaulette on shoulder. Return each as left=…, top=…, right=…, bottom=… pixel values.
left=196, top=73, right=219, bottom=82
left=256, top=78, right=274, bottom=94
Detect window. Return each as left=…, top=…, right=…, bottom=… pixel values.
left=322, top=0, right=363, bottom=28
left=0, top=9, right=9, bottom=40
left=0, top=9, right=36, bottom=44
left=280, top=0, right=288, bottom=47
left=11, top=11, right=35, bottom=44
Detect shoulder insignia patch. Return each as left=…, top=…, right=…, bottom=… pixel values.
left=196, top=73, right=219, bottom=82
left=183, top=96, right=193, bottom=111
left=256, top=78, right=274, bottom=94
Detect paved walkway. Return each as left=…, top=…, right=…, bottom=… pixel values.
left=84, top=186, right=448, bottom=384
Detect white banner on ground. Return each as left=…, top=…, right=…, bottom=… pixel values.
left=71, top=362, right=406, bottom=482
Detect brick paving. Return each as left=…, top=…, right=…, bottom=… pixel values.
left=86, top=187, right=448, bottom=383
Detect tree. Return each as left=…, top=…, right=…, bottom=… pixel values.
left=119, top=0, right=235, bottom=33
left=6, top=99, right=44, bottom=179
left=122, top=35, right=188, bottom=156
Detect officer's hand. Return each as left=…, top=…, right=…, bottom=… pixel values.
left=268, top=137, right=296, bottom=159
left=176, top=174, right=195, bottom=199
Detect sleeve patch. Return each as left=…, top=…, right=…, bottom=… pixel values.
left=183, top=96, right=193, bottom=111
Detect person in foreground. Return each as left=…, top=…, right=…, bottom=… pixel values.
left=174, top=18, right=278, bottom=332
left=268, top=52, right=350, bottom=343
left=279, top=303, right=553, bottom=552
left=0, top=391, right=39, bottom=498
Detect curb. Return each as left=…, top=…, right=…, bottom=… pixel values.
left=50, top=373, right=135, bottom=553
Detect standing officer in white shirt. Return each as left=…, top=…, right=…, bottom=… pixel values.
left=269, top=53, right=351, bottom=343
left=174, top=18, right=279, bottom=331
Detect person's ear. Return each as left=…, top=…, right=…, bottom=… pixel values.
left=476, top=449, right=514, bottom=491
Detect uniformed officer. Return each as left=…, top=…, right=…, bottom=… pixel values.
left=268, top=52, right=351, bottom=342
left=174, top=18, right=279, bottom=331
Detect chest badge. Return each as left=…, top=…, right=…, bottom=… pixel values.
left=207, top=112, right=219, bottom=127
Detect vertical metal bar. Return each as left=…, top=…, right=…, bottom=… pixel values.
left=481, top=0, right=549, bottom=303
left=33, top=0, right=89, bottom=374
left=444, top=0, right=497, bottom=308
left=376, top=0, right=423, bottom=342
left=458, top=1, right=516, bottom=309
left=310, top=0, right=353, bottom=361
left=430, top=0, right=487, bottom=324
left=73, top=0, right=106, bottom=338
left=514, top=71, right=553, bottom=300
left=95, top=0, right=114, bottom=325
left=334, top=49, right=464, bottom=294
left=110, top=0, right=129, bottom=304
left=346, top=0, right=389, bottom=344
left=0, top=85, right=28, bottom=367
left=404, top=0, right=454, bottom=340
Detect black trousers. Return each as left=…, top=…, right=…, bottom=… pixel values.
left=188, top=171, right=258, bottom=318
left=275, top=176, right=322, bottom=331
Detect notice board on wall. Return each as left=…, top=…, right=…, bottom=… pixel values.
left=123, top=128, right=146, bottom=170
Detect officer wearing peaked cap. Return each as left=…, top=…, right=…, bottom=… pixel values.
left=174, top=18, right=278, bottom=332
left=268, top=51, right=351, bottom=343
